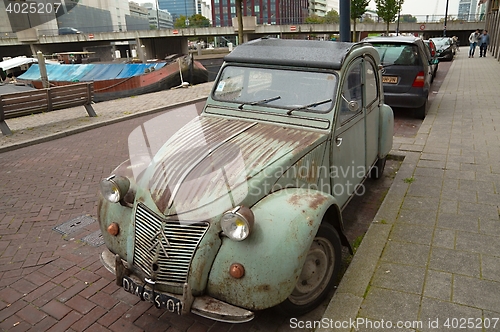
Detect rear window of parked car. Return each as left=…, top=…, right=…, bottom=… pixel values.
left=370, top=44, right=422, bottom=66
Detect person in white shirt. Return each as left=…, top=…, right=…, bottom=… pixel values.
left=469, top=29, right=480, bottom=58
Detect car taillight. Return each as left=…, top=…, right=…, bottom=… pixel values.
left=412, top=71, right=425, bottom=88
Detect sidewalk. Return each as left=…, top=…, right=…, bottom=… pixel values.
left=0, top=82, right=213, bottom=152
left=320, top=52, right=500, bottom=330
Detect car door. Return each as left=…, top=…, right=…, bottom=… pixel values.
left=331, top=58, right=366, bottom=209
left=364, top=57, right=381, bottom=170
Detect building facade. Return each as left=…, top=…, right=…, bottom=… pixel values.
left=309, top=0, right=328, bottom=17
left=142, top=3, right=174, bottom=29
left=158, top=0, right=197, bottom=20
left=458, top=0, right=478, bottom=21
left=212, top=0, right=308, bottom=27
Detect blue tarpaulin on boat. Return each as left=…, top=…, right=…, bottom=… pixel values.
left=19, top=62, right=167, bottom=82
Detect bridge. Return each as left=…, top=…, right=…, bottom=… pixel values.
left=0, top=20, right=484, bottom=62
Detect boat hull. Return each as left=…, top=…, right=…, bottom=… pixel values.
left=26, top=59, right=208, bottom=102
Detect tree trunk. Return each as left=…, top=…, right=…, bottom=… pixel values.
left=236, top=0, right=243, bottom=44
left=386, top=22, right=390, bottom=35
left=353, top=20, right=357, bottom=42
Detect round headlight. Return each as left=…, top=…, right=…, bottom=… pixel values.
left=220, top=206, right=254, bottom=241
left=100, top=175, right=130, bottom=203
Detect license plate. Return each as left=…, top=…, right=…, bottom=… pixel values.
left=122, top=276, right=182, bottom=314
left=382, top=76, right=398, bottom=84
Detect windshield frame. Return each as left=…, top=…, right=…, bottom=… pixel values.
left=211, top=63, right=339, bottom=115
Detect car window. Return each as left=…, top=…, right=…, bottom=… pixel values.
left=339, top=59, right=363, bottom=124
left=365, top=61, right=378, bottom=107
left=371, top=43, right=422, bottom=66
left=213, top=65, right=337, bottom=113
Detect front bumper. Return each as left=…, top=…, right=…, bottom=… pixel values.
left=100, top=249, right=254, bottom=323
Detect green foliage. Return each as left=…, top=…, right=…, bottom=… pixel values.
left=305, top=14, right=324, bottom=24
left=174, top=15, right=188, bottom=28
left=375, top=0, right=404, bottom=33
left=403, top=177, right=415, bottom=184
left=324, top=10, right=340, bottom=24
left=189, top=14, right=210, bottom=27
left=400, top=14, right=417, bottom=23
left=149, top=24, right=157, bottom=30
left=174, top=14, right=210, bottom=28
left=351, top=0, right=370, bottom=21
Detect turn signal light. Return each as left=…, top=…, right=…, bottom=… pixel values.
left=229, top=263, right=245, bottom=279
left=107, top=222, right=120, bottom=236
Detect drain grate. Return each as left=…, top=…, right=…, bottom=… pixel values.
left=53, top=215, right=97, bottom=235
left=81, top=230, right=105, bottom=247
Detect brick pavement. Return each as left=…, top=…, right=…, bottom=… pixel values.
left=320, top=50, right=500, bottom=331
left=0, top=82, right=327, bottom=331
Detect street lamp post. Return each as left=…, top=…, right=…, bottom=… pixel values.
left=444, top=0, right=449, bottom=36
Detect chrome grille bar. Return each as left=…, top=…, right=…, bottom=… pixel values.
left=133, top=203, right=209, bottom=284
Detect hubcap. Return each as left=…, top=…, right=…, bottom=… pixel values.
left=289, top=236, right=335, bottom=305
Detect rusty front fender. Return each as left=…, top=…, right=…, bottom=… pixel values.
left=205, top=188, right=338, bottom=311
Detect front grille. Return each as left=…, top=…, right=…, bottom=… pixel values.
left=133, top=203, right=209, bottom=284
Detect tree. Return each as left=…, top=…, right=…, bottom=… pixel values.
left=351, top=0, right=370, bottom=41
left=189, top=14, right=210, bottom=28
left=324, top=10, right=340, bottom=24
left=375, top=0, right=404, bottom=34
left=236, top=0, right=243, bottom=44
left=305, top=14, right=324, bottom=24
left=400, top=14, right=416, bottom=23
left=174, top=15, right=188, bottom=28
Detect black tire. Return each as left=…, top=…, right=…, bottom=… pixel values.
left=370, top=156, right=387, bottom=179
left=276, top=223, right=341, bottom=316
left=414, top=97, right=428, bottom=119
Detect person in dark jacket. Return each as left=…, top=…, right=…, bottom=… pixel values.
left=479, top=29, right=490, bottom=57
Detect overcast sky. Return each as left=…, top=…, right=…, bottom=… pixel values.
left=368, top=0, right=463, bottom=17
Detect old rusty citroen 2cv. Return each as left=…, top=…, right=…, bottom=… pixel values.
left=98, top=38, right=394, bottom=322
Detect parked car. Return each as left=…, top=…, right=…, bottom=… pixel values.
left=364, top=35, right=435, bottom=119
left=423, top=39, right=439, bottom=82
left=58, top=27, right=81, bottom=35
left=430, top=37, right=455, bottom=61
left=97, top=38, right=394, bottom=323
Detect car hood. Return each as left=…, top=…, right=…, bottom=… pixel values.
left=136, top=115, right=327, bottom=219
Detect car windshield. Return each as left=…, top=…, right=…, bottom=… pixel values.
left=431, top=38, right=451, bottom=47
left=370, top=43, right=422, bottom=66
left=212, top=66, right=337, bottom=113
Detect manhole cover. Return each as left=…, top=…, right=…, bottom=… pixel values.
left=81, top=230, right=105, bottom=247
left=53, top=215, right=97, bottom=235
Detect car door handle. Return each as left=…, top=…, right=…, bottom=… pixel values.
left=335, top=137, right=343, bottom=147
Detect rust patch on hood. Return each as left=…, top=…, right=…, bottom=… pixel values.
left=147, top=116, right=326, bottom=215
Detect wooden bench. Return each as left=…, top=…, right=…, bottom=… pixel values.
left=0, top=82, right=96, bottom=135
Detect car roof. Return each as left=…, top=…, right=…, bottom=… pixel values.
left=364, top=36, right=422, bottom=44
left=223, top=38, right=372, bottom=70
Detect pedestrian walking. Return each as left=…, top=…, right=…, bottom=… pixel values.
left=479, top=29, right=490, bottom=57
left=469, top=29, right=480, bottom=58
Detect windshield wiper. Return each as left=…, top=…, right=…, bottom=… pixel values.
left=238, top=96, right=281, bottom=109
left=287, top=99, right=332, bottom=115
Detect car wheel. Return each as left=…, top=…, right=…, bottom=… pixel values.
left=276, top=223, right=341, bottom=316
left=414, top=97, right=428, bottom=119
left=370, top=156, right=386, bottom=179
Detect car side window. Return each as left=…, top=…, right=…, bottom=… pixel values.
left=365, top=61, right=378, bottom=108
left=339, top=59, right=363, bottom=124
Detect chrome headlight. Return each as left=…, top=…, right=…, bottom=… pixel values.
left=220, top=206, right=254, bottom=241
left=100, top=175, right=130, bottom=203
